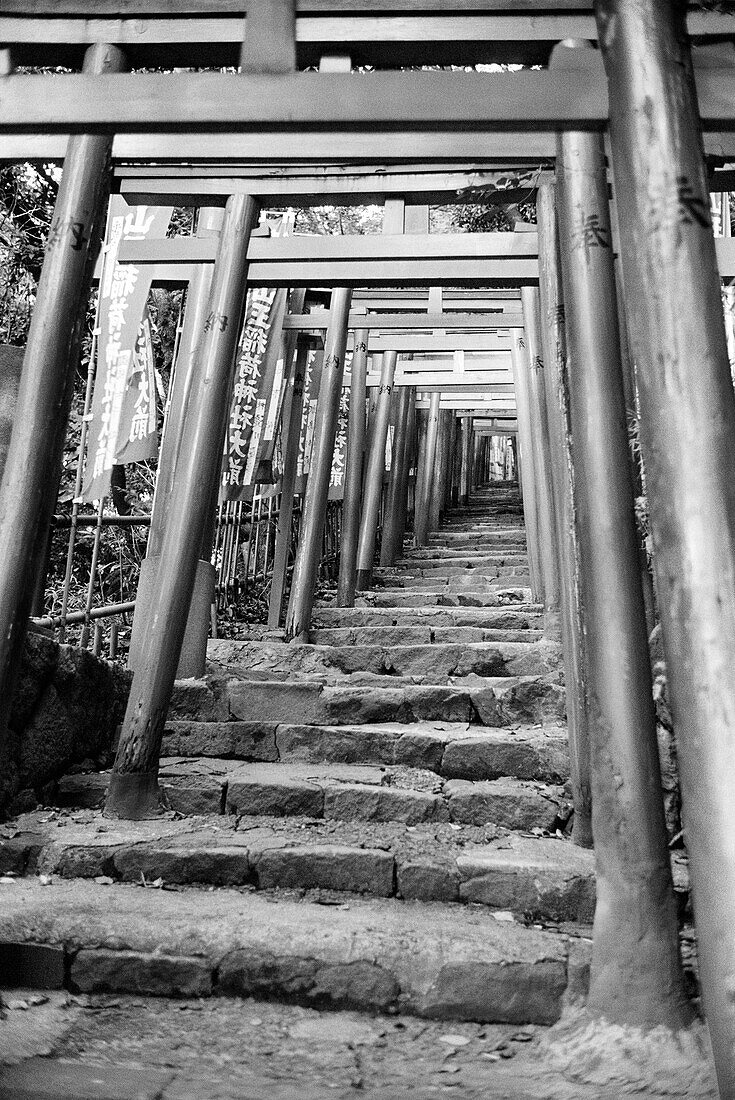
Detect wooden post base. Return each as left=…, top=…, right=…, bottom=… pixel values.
left=105, top=770, right=164, bottom=821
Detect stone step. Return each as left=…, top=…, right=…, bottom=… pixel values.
left=378, top=566, right=532, bottom=582
left=397, top=556, right=529, bottom=571
left=158, top=720, right=570, bottom=782
left=206, top=638, right=563, bottom=682
left=310, top=626, right=544, bottom=646
left=3, top=811, right=599, bottom=923
left=427, top=538, right=527, bottom=551
left=311, top=606, right=542, bottom=630
left=219, top=624, right=544, bottom=647
left=0, top=875, right=588, bottom=1022
left=169, top=673, right=566, bottom=728
left=402, top=548, right=528, bottom=561
left=429, top=527, right=526, bottom=537
left=381, top=577, right=532, bottom=591
left=355, top=591, right=538, bottom=609
left=52, top=759, right=569, bottom=831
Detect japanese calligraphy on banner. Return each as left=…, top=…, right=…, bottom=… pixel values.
left=295, top=348, right=324, bottom=495
left=713, top=193, right=735, bottom=383
left=328, top=386, right=350, bottom=501
left=220, top=214, right=295, bottom=501
left=81, top=197, right=172, bottom=501
left=252, top=287, right=307, bottom=483
left=219, top=286, right=289, bottom=501
left=115, top=311, right=157, bottom=466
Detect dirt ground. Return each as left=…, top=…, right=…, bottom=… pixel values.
left=0, top=990, right=717, bottom=1100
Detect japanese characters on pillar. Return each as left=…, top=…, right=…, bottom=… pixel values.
left=329, top=383, right=350, bottom=501
left=81, top=198, right=172, bottom=501
left=295, top=348, right=325, bottom=493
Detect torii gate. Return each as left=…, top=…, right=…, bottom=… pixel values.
left=2, top=4, right=735, bottom=1092
left=107, top=211, right=531, bottom=638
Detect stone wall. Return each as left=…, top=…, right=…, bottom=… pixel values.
left=2, top=630, right=131, bottom=818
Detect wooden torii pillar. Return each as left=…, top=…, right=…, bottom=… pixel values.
left=128, top=207, right=224, bottom=679
left=0, top=43, right=126, bottom=811
left=459, top=416, right=472, bottom=506
left=536, top=181, right=592, bottom=848
left=336, top=329, right=368, bottom=606
left=286, top=287, right=352, bottom=640
left=556, top=118, right=690, bottom=1028
left=414, top=392, right=441, bottom=547
left=429, top=409, right=449, bottom=533
left=510, top=330, right=544, bottom=604
left=356, top=349, right=397, bottom=589
left=107, top=194, right=259, bottom=818
left=397, top=389, right=416, bottom=550
left=596, top=0, right=735, bottom=1087
left=380, top=383, right=413, bottom=568
left=268, top=336, right=311, bottom=627
left=521, top=287, right=561, bottom=630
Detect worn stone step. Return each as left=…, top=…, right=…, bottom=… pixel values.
left=390, top=575, right=532, bottom=590
left=3, top=809, right=598, bottom=922
left=378, top=568, right=532, bottom=585
left=4, top=810, right=691, bottom=926
left=229, top=761, right=445, bottom=823
left=397, top=557, right=529, bottom=572
left=169, top=673, right=566, bottom=728
left=52, top=758, right=568, bottom=830
left=401, top=550, right=528, bottom=563
left=310, top=626, right=544, bottom=646
left=430, top=539, right=525, bottom=548
left=311, top=606, right=542, bottom=630
left=402, top=548, right=528, bottom=561
left=428, top=530, right=526, bottom=542
left=158, top=719, right=570, bottom=784
left=355, top=590, right=537, bottom=609
left=0, top=876, right=586, bottom=1022
left=206, top=638, right=562, bottom=682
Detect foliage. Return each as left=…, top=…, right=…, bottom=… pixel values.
left=0, top=163, right=59, bottom=344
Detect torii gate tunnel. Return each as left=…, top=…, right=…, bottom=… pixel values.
left=2, top=2, right=735, bottom=1094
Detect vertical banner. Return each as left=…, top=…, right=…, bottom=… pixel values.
left=219, top=286, right=287, bottom=500
left=81, top=197, right=172, bottom=500
left=713, top=194, right=735, bottom=382
left=220, top=214, right=296, bottom=500
left=115, top=310, right=158, bottom=465
left=251, top=287, right=306, bottom=484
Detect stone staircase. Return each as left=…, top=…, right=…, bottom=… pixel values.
left=1, top=484, right=613, bottom=1024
